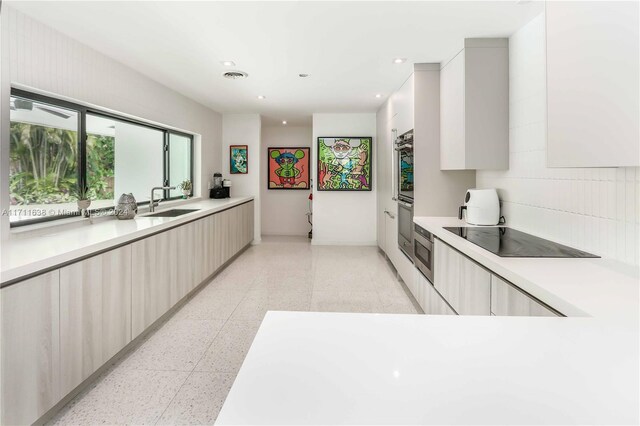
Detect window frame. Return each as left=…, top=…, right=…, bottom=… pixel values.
left=9, top=88, right=194, bottom=228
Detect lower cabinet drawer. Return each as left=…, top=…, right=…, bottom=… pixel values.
left=491, top=275, right=561, bottom=317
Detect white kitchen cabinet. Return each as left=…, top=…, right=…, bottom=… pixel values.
left=376, top=103, right=392, bottom=252
left=176, top=222, right=197, bottom=298
left=440, top=39, right=509, bottom=170
left=393, top=74, right=414, bottom=136
left=1, top=202, right=254, bottom=425
left=131, top=202, right=254, bottom=337
left=491, top=275, right=560, bottom=317
left=131, top=229, right=177, bottom=338
left=216, top=208, right=232, bottom=266
left=546, top=1, right=639, bottom=167
left=1, top=271, right=60, bottom=426
left=383, top=208, right=397, bottom=264
left=192, top=216, right=211, bottom=285
left=434, top=238, right=491, bottom=315
left=243, top=200, right=255, bottom=247
left=59, top=245, right=132, bottom=396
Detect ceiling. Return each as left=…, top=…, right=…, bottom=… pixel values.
left=9, top=1, right=543, bottom=126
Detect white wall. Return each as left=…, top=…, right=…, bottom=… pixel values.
left=261, top=126, right=312, bottom=237
left=0, top=6, right=10, bottom=242
left=312, top=113, right=377, bottom=245
left=0, top=6, right=223, bottom=238
left=222, top=114, right=261, bottom=243
left=476, top=13, right=640, bottom=265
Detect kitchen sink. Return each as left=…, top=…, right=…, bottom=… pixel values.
left=144, top=208, right=200, bottom=218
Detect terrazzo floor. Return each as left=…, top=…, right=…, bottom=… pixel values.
left=48, top=236, right=420, bottom=425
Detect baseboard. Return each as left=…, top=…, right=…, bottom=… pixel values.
left=261, top=231, right=309, bottom=237
left=311, top=239, right=378, bottom=246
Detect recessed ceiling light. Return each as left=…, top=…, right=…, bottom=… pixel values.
left=282, top=120, right=287, bottom=125
left=393, top=58, right=407, bottom=64
left=257, top=95, right=266, bottom=100
left=299, top=73, right=310, bottom=78
left=221, top=61, right=236, bottom=67
left=375, top=94, right=382, bottom=98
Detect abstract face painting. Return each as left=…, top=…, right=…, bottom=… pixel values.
left=230, top=145, right=248, bottom=174
left=267, top=147, right=310, bottom=189
left=317, top=137, right=372, bottom=191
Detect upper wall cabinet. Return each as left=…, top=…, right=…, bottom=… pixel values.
left=546, top=1, right=639, bottom=167
left=440, top=39, right=509, bottom=170
left=392, top=74, right=415, bottom=136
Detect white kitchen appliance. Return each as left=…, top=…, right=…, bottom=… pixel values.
left=458, top=189, right=500, bottom=225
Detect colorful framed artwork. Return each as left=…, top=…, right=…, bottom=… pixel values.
left=317, top=137, right=372, bottom=191
left=267, top=147, right=310, bottom=190
left=230, top=145, right=248, bottom=174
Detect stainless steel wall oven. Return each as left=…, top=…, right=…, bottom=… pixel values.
left=395, top=129, right=414, bottom=261
left=397, top=200, right=414, bottom=260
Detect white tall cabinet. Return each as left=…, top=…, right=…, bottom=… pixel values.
left=546, top=1, right=639, bottom=167
left=376, top=64, right=475, bottom=301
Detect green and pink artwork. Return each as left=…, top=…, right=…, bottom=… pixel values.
left=317, top=137, right=372, bottom=191
left=268, top=147, right=310, bottom=190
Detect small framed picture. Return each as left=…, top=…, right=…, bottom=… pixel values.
left=267, top=147, right=310, bottom=190
left=230, top=145, right=248, bottom=174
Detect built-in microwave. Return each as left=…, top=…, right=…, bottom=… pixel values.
left=414, top=224, right=434, bottom=283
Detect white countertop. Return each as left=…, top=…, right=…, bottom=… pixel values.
left=218, top=217, right=639, bottom=425
left=413, top=217, right=639, bottom=323
left=0, top=197, right=254, bottom=285
left=217, top=311, right=639, bottom=425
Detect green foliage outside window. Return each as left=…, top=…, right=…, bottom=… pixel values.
left=9, top=122, right=115, bottom=205
left=87, top=133, right=115, bottom=201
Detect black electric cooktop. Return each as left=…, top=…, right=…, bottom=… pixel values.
left=444, top=227, right=599, bottom=258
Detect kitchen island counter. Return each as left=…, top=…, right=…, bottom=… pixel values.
left=217, top=311, right=638, bottom=425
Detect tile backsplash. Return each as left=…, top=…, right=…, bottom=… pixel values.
left=476, top=13, right=639, bottom=265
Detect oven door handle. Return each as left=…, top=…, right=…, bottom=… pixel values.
left=397, top=200, right=413, bottom=208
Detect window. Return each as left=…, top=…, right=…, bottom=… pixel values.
left=9, top=94, right=80, bottom=223
left=168, top=133, right=192, bottom=198
left=86, top=113, right=164, bottom=206
left=8, top=89, right=194, bottom=226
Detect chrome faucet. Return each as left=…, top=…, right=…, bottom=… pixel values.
left=149, top=186, right=176, bottom=212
